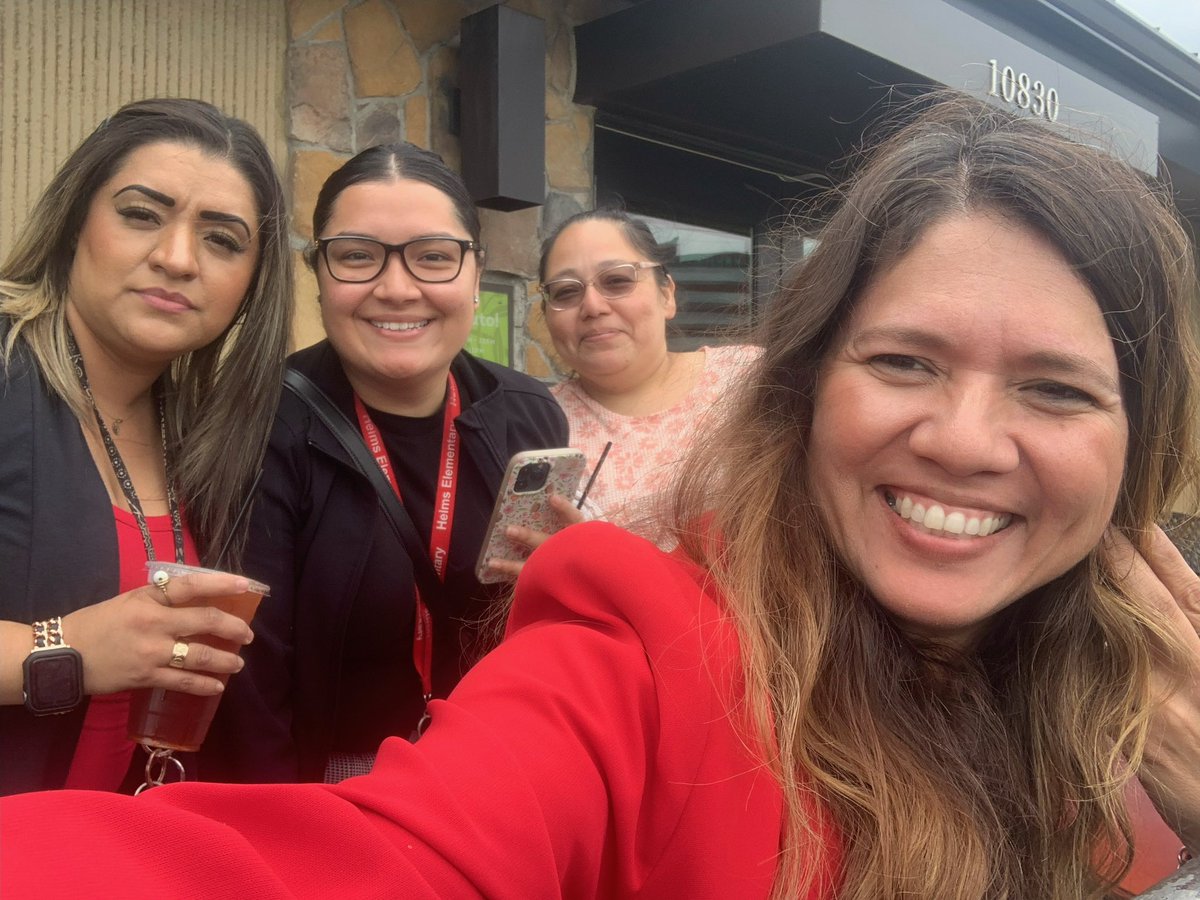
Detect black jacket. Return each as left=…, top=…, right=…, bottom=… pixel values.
left=202, top=341, right=568, bottom=782
left=0, top=328, right=119, bottom=795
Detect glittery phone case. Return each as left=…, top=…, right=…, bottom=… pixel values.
left=475, top=448, right=587, bottom=583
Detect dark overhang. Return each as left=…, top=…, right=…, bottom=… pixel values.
left=576, top=0, right=1200, bottom=211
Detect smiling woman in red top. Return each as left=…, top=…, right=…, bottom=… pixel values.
left=1, top=93, right=1199, bottom=900
left=0, top=98, right=292, bottom=795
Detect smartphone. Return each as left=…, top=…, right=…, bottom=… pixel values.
left=475, top=448, right=587, bottom=583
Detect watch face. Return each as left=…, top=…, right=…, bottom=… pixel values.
left=23, top=648, right=83, bottom=715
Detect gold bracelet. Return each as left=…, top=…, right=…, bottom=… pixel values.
left=31, top=616, right=66, bottom=649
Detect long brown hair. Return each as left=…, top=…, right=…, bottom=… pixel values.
left=673, top=94, right=1200, bottom=898
left=0, top=97, right=293, bottom=564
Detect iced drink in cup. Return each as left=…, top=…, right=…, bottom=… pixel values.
left=127, top=562, right=268, bottom=753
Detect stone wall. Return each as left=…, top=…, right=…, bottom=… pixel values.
left=285, top=0, right=631, bottom=378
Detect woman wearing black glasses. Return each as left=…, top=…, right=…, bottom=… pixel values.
left=200, top=143, right=567, bottom=784
left=535, top=210, right=759, bottom=549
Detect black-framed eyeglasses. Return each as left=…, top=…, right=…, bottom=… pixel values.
left=540, top=262, right=664, bottom=311
left=316, top=236, right=482, bottom=284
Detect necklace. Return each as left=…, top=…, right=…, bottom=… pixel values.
left=66, top=332, right=185, bottom=563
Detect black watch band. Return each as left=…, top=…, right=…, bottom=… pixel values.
left=22, top=617, right=84, bottom=716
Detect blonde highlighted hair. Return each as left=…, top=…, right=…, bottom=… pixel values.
left=0, top=98, right=293, bottom=564
left=673, top=93, right=1200, bottom=898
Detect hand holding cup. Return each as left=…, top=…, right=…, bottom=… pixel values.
left=61, top=568, right=255, bottom=697
left=126, top=563, right=268, bottom=753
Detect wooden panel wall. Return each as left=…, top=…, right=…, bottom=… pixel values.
left=0, top=0, right=287, bottom=253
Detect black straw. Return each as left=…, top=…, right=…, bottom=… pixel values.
left=208, top=468, right=264, bottom=570
left=577, top=441, right=612, bottom=509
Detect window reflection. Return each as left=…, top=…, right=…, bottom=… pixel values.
left=640, top=215, right=753, bottom=351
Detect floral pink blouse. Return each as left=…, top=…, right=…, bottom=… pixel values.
left=552, top=344, right=761, bottom=547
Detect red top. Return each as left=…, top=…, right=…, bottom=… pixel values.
left=1120, top=779, right=1186, bottom=892
left=0, top=523, right=839, bottom=898
left=62, top=509, right=199, bottom=791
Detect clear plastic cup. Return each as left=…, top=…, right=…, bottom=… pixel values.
left=126, top=562, right=268, bottom=753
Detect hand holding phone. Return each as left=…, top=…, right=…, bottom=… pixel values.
left=475, top=449, right=587, bottom=583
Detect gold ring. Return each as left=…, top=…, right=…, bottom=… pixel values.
left=151, top=569, right=171, bottom=601
left=168, top=640, right=189, bottom=669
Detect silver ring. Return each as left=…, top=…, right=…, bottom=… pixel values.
left=168, top=640, right=189, bottom=669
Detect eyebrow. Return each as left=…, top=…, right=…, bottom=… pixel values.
left=850, top=325, right=1121, bottom=394
left=113, top=184, right=253, bottom=239
left=325, top=231, right=465, bottom=242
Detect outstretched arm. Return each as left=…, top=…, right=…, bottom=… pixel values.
left=0, top=524, right=784, bottom=899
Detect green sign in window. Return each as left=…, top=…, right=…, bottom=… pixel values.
left=466, top=286, right=511, bottom=366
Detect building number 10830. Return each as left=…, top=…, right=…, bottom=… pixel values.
left=987, top=59, right=1059, bottom=122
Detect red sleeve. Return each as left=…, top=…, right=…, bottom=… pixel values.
left=1, top=523, right=787, bottom=899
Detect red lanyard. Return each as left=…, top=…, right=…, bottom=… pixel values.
left=353, top=374, right=461, bottom=709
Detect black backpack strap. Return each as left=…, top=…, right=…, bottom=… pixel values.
left=282, top=368, right=443, bottom=601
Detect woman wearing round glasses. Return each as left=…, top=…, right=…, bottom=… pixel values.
left=535, top=210, right=759, bottom=549
left=199, top=143, right=568, bottom=784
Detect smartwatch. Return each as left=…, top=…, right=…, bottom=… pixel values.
left=22, top=616, right=84, bottom=716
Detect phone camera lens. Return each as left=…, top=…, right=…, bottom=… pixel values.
left=513, top=460, right=552, bottom=493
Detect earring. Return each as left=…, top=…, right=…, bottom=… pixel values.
left=473, top=295, right=480, bottom=306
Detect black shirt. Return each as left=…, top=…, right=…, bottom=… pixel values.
left=201, top=341, right=569, bottom=783
left=334, top=396, right=503, bottom=751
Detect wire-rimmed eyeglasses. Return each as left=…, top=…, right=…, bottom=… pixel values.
left=540, top=262, right=663, bottom=311
left=316, top=236, right=482, bottom=284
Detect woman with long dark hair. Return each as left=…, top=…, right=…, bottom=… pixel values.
left=0, top=98, right=292, bottom=794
